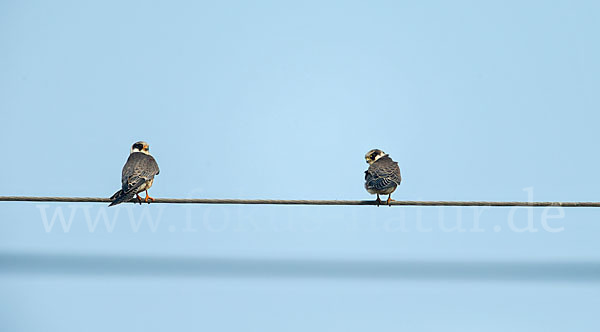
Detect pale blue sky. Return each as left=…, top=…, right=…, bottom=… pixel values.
left=1, top=1, right=600, bottom=331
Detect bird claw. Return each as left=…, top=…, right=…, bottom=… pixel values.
left=387, top=196, right=393, bottom=207
left=144, top=190, right=154, bottom=204
left=135, top=194, right=142, bottom=205
left=375, top=195, right=381, bottom=207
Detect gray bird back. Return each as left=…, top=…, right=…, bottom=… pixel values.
left=365, top=155, right=401, bottom=191
left=121, top=152, right=160, bottom=192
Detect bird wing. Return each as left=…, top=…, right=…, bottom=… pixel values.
left=365, top=156, right=401, bottom=190
left=121, top=152, right=160, bottom=194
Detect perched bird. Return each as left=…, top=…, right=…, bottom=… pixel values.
left=364, top=149, right=401, bottom=206
left=109, top=141, right=160, bottom=206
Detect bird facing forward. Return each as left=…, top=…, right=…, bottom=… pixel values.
left=364, top=149, right=401, bottom=206
left=109, top=141, right=160, bottom=206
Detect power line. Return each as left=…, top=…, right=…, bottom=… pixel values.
left=0, top=196, right=598, bottom=207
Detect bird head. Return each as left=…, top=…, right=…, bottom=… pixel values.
left=131, top=141, right=150, bottom=155
left=365, top=149, right=386, bottom=164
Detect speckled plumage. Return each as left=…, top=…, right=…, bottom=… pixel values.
left=109, top=144, right=160, bottom=206
left=365, top=155, right=401, bottom=194
left=364, top=150, right=401, bottom=206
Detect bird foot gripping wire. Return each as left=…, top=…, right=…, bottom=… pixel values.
left=144, top=190, right=154, bottom=204
left=375, top=195, right=394, bottom=207
left=387, top=195, right=393, bottom=207
left=375, top=194, right=382, bottom=207
left=135, top=194, right=143, bottom=205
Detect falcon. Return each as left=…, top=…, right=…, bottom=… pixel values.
left=364, top=149, right=401, bottom=206
left=109, top=141, right=160, bottom=206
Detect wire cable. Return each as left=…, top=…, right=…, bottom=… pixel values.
left=0, top=196, right=599, bottom=207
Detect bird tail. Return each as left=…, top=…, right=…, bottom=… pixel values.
left=109, top=189, right=135, bottom=207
